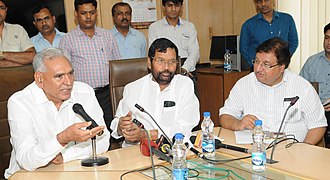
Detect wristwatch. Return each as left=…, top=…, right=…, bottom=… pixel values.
left=181, top=68, right=188, bottom=75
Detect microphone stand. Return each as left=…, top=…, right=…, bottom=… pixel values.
left=81, top=136, right=109, bottom=167
left=267, top=96, right=299, bottom=164
left=142, top=129, right=156, bottom=180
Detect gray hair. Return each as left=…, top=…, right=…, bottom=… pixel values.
left=33, top=48, right=71, bottom=72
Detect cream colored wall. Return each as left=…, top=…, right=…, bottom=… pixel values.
left=277, top=0, right=330, bottom=73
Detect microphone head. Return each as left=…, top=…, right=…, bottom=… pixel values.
left=140, top=138, right=158, bottom=156
left=290, top=96, right=299, bottom=106
left=72, top=103, right=83, bottom=114
left=135, top=104, right=144, bottom=112
left=190, top=135, right=222, bottom=149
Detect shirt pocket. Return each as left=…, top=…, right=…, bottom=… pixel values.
left=181, top=34, right=190, bottom=51
left=5, top=38, right=21, bottom=51
left=161, top=106, right=176, bottom=126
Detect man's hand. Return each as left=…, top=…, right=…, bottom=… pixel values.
left=51, top=153, right=64, bottom=164
left=236, top=114, right=258, bottom=130
left=56, top=121, right=105, bottom=146
left=118, top=111, right=134, bottom=135
left=122, top=127, right=146, bottom=142
left=323, top=98, right=330, bottom=112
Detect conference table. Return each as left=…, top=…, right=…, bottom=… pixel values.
left=9, top=128, right=330, bottom=179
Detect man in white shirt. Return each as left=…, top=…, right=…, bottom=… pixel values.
left=31, top=5, right=65, bottom=52
left=5, top=48, right=109, bottom=179
left=0, top=0, right=36, bottom=67
left=110, top=38, right=199, bottom=147
left=148, top=0, right=200, bottom=76
left=219, top=37, right=327, bottom=145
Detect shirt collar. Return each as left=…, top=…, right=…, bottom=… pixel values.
left=148, top=74, right=173, bottom=92
left=257, top=10, right=279, bottom=21
left=321, top=51, right=330, bottom=62
left=162, top=17, right=183, bottom=26
left=113, top=26, right=135, bottom=36
left=253, top=69, right=288, bottom=88
left=35, top=28, right=63, bottom=42
left=32, top=81, right=75, bottom=108
left=77, top=25, right=100, bottom=37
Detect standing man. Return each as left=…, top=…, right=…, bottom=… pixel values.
left=59, top=0, right=121, bottom=133
left=148, top=0, right=200, bottom=76
left=31, top=4, right=65, bottom=52
left=5, top=48, right=109, bottom=179
left=300, top=23, right=330, bottom=146
left=110, top=2, right=146, bottom=59
left=111, top=38, right=199, bottom=147
left=0, top=0, right=36, bottom=67
left=240, top=0, right=298, bottom=69
left=219, top=37, right=327, bottom=145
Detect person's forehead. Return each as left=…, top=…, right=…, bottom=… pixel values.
left=256, top=51, right=276, bottom=62
left=78, top=3, right=96, bottom=11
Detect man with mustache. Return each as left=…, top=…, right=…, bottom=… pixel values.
left=148, top=0, right=200, bottom=78
left=110, top=38, right=199, bottom=147
left=60, top=0, right=120, bottom=146
left=239, top=0, right=298, bottom=70
left=31, top=5, right=65, bottom=52
left=110, top=2, right=146, bottom=59
left=219, top=37, right=327, bottom=145
left=300, top=23, right=330, bottom=147
left=0, top=0, right=36, bottom=67
left=4, top=48, right=109, bottom=179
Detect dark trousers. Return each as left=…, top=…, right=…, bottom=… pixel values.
left=94, top=85, right=113, bottom=132
left=325, top=111, right=330, bottom=147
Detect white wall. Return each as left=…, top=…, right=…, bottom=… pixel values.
left=277, top=0, right=330, bottom=73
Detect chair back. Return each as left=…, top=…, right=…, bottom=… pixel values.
left=109, top=58, right=149, bottom=114
left=0, top=65, right=34, bottom=179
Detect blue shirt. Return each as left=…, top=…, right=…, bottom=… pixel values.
left=300, top=51, right=330, bottom=102
left=239, top=11, right=298, bottom=67
left=30, top=28, right=65, bottom=52
left=110, top=26, right=146, bottom=59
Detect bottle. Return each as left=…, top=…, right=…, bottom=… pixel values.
left=251, top=120, right=266, bottom=172
left=224, top=49, right=231, bottom=72
left=172, top=133, right=188, bottom=180
left=201, top=112, right=215, bottom=158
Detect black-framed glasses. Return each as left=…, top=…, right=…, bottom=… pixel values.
left=153, top=58, right=178, bottom=66
left=255, top=0, right=270, bottom=4
left=252, top=59, right=279, bottom=69
left=35, top=16, right=51, bottom=23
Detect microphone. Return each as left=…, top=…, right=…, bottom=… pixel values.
left=140, top=138, right=172, bottom=162
left=132, top=118, right=171, bottom=162
left=72, top=103, right=103, bottom=135
left=135, top=103, right=173, bottom=147
left=185, top=142, right=207, bottom=160
left=190, top=136, right=250, bottom=153
left=156, top=135, right=172, bottom=155
left=268, top=96, right=299, bottom=164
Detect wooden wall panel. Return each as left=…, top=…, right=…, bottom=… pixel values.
left=63, top=0, right=255, bottom=62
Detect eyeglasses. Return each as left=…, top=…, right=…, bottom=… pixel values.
left=252, top=59, right=279, bottom=69
left=0, top=6, right=6, bottom=11
left=35, top=16, right=51, bottom=23
left=255, top=0, right=270, bottom=4
left=153, top=58, right=178, bottom=66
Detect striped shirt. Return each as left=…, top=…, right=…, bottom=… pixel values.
left=219, top=70, right=327, bottom=142
left=59, top=26, right=120, bottom=88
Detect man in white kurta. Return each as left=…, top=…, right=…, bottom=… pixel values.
left=5, top=48, right=109, bottom=179
left=111, top=38, right=199, bottom=147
